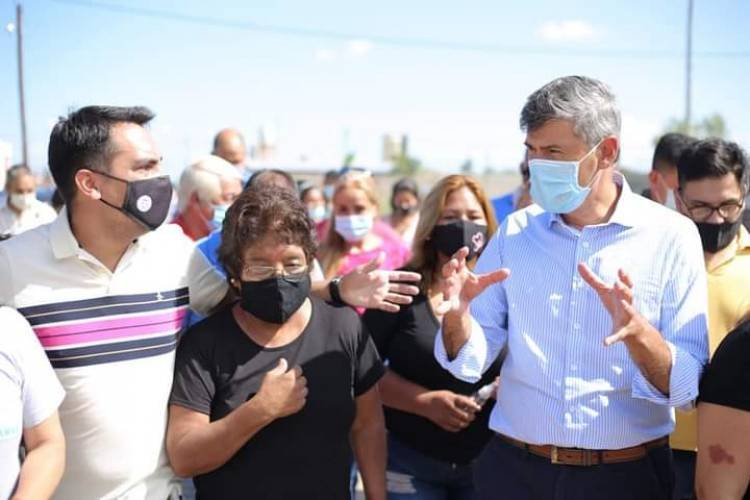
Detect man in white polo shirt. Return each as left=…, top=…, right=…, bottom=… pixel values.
left=0, top=106, right=228, bottom=499
left=0, top=105, right=421, bottom=499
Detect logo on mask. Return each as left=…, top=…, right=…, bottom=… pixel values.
left=136, top=195, right=153, bottom=213
left=471, top=231, right=486, bottom=253
left=430, top=220, right=489, bottom=260
left=94, top=171, right=173, bottom=231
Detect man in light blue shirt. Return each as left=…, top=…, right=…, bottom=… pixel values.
left=434, top=76, right=709, bottom=500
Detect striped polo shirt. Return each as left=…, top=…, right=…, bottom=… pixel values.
left=0, top=210, right=227, bottom=500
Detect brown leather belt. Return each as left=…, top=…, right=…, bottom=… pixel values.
left=497, top=433, right=669, bottom=466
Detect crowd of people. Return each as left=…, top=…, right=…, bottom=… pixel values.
left=1, top=74, right=749, bottom=500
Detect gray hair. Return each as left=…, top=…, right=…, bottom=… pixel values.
left=520, top=76, right=621, bottom=147
left=5, top=164, right=32, bottom=190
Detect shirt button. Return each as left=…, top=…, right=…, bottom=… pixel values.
left=573, top=323, right=581, bottom=330
left=582, top=241, right=590, bottom=249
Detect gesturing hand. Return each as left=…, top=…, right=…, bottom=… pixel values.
left=435, top=247, right=510, bottom=316
left=339, top=252, right=421, bottom=313
left=577, top=263, right=650, bottom=346
left=255, top=358, right=308, bottom=420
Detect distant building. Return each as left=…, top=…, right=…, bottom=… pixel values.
left=250, top=127, right=277, bottom=161
left=382, top=133, right=408, bottom=163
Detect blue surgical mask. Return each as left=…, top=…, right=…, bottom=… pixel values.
left=335, top=214, right=373, bottom=242
left=528, top=142, right=601, bottom=214
left=212, top=204, right=229, bottom=229
left=323, top=185, right=335, bottom=200
left=307, top=205, right=327, bottom=223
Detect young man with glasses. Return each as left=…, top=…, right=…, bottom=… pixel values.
left=671, top=138, right=750, bottom=499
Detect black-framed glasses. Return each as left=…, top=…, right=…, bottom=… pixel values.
left=241, top=264, right=309, bottom=282
left=679, top=194, right=745, bottom=222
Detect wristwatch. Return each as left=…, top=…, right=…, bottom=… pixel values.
left=328, top=275, right=345, bottom=306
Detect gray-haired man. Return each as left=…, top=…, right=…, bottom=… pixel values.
left=434, top=76, right=709, bottom=499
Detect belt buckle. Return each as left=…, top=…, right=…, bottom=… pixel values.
left=550, top=446, right=560, bottom=464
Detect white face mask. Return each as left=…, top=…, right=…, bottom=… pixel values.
left=9, top=192, right=36, bottom=211
left=335, top=214, right=373, bottom=242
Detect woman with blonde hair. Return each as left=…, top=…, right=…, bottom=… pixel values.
left=319, top=172, right=410, bottom=280
left=362, top=174, right=501, bottom=500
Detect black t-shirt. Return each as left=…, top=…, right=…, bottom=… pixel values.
left=699, top=319, right=750, bottom=500
left=700, top=319, right=750, bottom=411
left=170, top=297, right=384, bottom=500
left=362, top=292, right=501, bottom=465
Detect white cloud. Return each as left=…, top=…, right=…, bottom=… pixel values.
left=314, top=40, right=374, bottom=63
left=537, top=20, right=596, bottom=42
left=314, top=49, right=337, bottom=62
left=347, top=39, right=374, bottom=57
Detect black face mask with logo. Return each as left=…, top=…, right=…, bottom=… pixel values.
left=240, top=274, right=311, bottom=324
left=696, top=219, right=743, bottom=253
left=430, top=220, right=489, bottom=260
left=96, top=171, right=173, bottom=230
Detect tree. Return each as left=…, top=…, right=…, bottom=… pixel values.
left=342, top=152, right=356, bottom=168
left=460, top=159, right=474, bottom=174
left=660, top=113, right=728, bottom=141
left=391, top=154, right=422, bottom=176
left=698, top=114, right=727, bottom=138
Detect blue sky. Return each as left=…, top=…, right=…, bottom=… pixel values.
left=0, top=0, right=748, bottom=178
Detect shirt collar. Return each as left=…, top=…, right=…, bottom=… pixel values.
left=547, top=172, right=637, bottom=229
left=50, top=208, right=80, bottom=260
left=50, top=207, right=146, bottom=263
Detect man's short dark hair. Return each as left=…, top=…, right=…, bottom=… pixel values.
left=677, top=138, right=749, bottom=192
left=323, top=169, right=340, bottom=184
left=219, top=185, right=316, bottom=280
left=519, top=160, right=530, bottom=182
left=391, top=177, right=419, bottom=199
left=48, top=105, right=155, bottom=203
left=652, top=133, right=695, bottom=172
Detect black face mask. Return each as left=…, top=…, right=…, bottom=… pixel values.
left=240, top=274, right=311, bottom=324
left=430, top=220, right=488, bottom=260
left=96, top=171, right=173, bottom=230
left=696, top=219, right=743, bottom=253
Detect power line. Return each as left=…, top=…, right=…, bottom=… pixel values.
left=50, top=0, right=750, bottom=60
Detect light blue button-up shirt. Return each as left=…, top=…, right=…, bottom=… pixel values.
left=435, top=175, right=709, bottom=449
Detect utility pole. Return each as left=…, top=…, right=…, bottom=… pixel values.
left=16, top=3, right=29, bottom=166
left=684, top=0, right=694, bottom=132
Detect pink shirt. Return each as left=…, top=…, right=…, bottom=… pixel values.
left=336, top=235, right=410, bottom=315
left=337, top=238, right=410, bottom=277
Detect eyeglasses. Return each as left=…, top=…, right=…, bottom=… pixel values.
left=241, top=264, right=309, bottom=282
left=679, top=194, right=745, bottom=222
